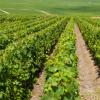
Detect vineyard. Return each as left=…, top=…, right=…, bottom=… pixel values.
left=0, top=15, right=100, bottom=100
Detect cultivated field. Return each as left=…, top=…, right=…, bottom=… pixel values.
left=0, top=0, right=100, bottom=100
left=0, top=0, right=100, bottom=15
left=0, top=15, right=100, bottom=100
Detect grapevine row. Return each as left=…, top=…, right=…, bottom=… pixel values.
left=77, top=18, right=100, bottom=65
left=0, top=16, right=53, bottom=34
left=0, top=16, right=61, bottom=50
left=0, top=17, right=68, bottom=100
left=42, top=18, right=79, bottom=100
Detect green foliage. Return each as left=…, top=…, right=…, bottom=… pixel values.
left=0, top=16, right=56, bottom=50
left=82, top=18, right=100, bottom=27
left=42, top=18, right=79, bottom=100
left=0, top=0, right=100, bottom=15
left=0, top=16, right=68, bottom=99
left=77, top=18, right=100, bottom=65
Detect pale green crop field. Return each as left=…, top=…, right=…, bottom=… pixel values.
left=0, top=0, right=100, bottom=16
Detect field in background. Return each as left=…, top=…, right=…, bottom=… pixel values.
left=0, top=0, right=100, bottom=16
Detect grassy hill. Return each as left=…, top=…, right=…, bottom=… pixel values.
left=0, top=0, right=100, bottom=16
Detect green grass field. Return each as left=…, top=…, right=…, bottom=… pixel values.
left=0, top=0, right=100, bottom=16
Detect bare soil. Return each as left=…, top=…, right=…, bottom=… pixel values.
left=30, top=70, right=45, bottom=100
left=75, top=24, right=100, bottom=100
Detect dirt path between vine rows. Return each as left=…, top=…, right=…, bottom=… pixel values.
left=75, top=24, right=100, bottom=100
left=30, top=70, right=45, bottom=100
left=35, top=9, right=51, bottom=15
left=0, top=9, right=10, bottom=14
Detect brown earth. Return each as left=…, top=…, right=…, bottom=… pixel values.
left=30, top=70, right=45, bottom=100
left=75, top=24, right=100, bottom=100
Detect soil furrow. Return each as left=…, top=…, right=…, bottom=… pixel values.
left=75, top=24, right=100, bottom=100
left=30, top=70, right=45, bottom=100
